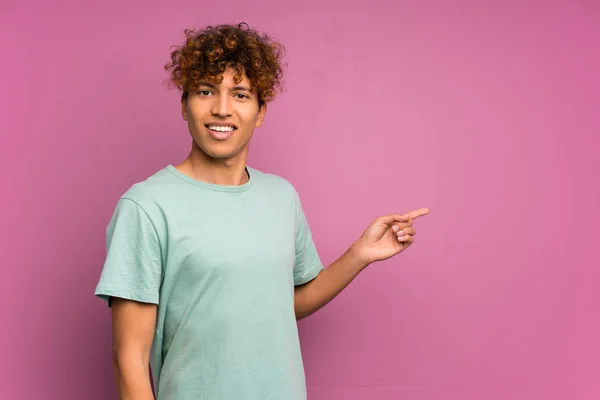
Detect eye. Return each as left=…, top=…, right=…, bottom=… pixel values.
left=234, top=93, right=250, bottom=99
left=198, top=90, right=213, bottom=96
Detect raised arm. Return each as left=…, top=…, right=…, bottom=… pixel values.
left=294, top=209, right=430, bottom=320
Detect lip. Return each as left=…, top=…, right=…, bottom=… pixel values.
left=205, top=122, right=238, bottom=129
left=204, top=124, right=238, bottom=141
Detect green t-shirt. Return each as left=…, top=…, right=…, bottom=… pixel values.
left=94, top=165, right=324, bottom=400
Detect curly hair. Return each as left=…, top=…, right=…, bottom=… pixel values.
left=164, top=22, right=286, bottom=107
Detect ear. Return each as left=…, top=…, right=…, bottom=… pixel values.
left=181, top=97, right=188, bottom=121
left=255, top=103, right=267, bottom=128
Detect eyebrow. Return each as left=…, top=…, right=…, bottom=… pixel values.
left=198, top=81, right=252, bottom=92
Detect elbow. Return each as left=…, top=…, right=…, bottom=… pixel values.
left=112, top=345, right=150, bottom=373
left=295, top=311, right=311, bottom=321
left=294, top=284, right=317, bottom=321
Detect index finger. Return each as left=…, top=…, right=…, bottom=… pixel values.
left=404, top=208, right=430, bottom=220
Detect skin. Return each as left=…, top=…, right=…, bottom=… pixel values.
left=111, top=67, right=430, bottom=399
left=176, top=68, right=266, bottom=186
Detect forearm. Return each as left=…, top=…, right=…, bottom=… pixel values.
left=113, top=353, right=155, bottom=400
left=294, top=242, right=369, bottom=320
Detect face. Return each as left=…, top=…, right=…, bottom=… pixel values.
left=182, top=68, right=266, bottom=163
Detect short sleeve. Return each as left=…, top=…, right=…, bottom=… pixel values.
left=293, top=196, right=324, bottom=286
left=94, top=198, right=163, bottom=307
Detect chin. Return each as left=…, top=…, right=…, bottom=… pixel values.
left=191, top=132, right=249, bottom=160
left=208, top=150, right=239, bottom=160
left=196, top=143, right=242, bottom=161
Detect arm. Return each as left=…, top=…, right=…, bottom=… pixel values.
left=294, top=243, right=366, bottom=320
left=294, top=209, right=430, bottom=320
left=111, top=297, right=157, bottom=400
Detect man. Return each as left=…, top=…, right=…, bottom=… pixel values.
left=95, top=22, right=429, bottom=400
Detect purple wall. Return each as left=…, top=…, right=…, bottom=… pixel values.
left=1, top=0, right=598, bottom=398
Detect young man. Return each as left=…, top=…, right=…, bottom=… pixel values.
left=95, top=23, right=429, bottom=400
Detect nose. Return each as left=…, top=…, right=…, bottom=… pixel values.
left=211, top=94, right=233, bottom=117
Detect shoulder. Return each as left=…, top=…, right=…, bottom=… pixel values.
left=105, top=167, right=180, bottom=229
left=249, top=167, right=300, bottom=200
left=119, top=167, right=178, bottom=207
left=105, top=168, right=178, bottom=235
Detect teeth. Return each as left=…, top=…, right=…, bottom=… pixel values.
left=208, top=126, right=234, bottom=132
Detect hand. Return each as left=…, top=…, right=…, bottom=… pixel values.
left=351, top=208, right=430, bottom=266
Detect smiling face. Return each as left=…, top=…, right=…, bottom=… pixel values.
left=182, top=68, right=267, bottom=164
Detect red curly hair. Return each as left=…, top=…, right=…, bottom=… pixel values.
left=164, top=22, right=286, bottom=107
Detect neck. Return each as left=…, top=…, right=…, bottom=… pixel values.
left=176, top=143, right=249, bottom=186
